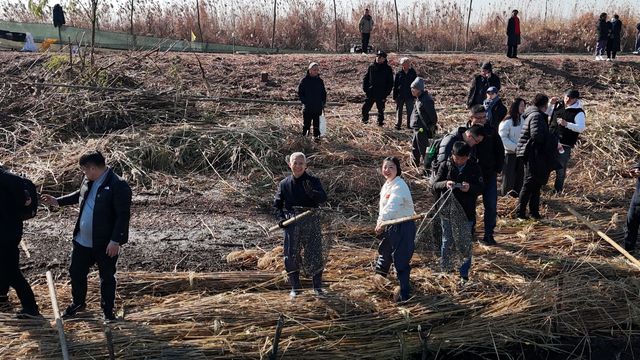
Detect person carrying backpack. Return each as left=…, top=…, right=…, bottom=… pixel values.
left=0, top=166, right=40, bottom=319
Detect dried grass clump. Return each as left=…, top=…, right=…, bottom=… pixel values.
left=226, top=249, right=263, bottom=267
left=257, top=245, right=284, bottom=271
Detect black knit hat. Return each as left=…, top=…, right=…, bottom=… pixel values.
left=481, top=62, right=493, bottom=71
left=376, top=50, right=387, bottom=58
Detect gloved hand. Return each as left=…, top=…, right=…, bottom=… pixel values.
left=278, top=220, right=287, bottom=229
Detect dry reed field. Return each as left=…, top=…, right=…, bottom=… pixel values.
left=2, top=0, right=638, bottom=53
left=0, top=50, right=640, bottom=358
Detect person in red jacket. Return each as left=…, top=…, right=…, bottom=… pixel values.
left=506, top=10, right=521, bottom=58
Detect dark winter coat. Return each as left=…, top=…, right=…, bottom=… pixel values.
left=273, top=172, right=327, bottom=221
left=410, top=91, right=438, bottom=133
left=0, top=168, right=27, bottom=247
left=470, top=122, right=504, bottom=176
left=53, top=4, right=66, bottom=28
left=432, top=158, right=484, bottom=221
left=597, top=19, right=610, bottom=41
left=57, top=168, right=132, bottom=249
left=363, top=60, right=394, bottom=100
left=516, top=106, right=560, bottom=180
left=506, top=16, right=521, bottom=46
left=392, top=67, right=417, bottom=100
left=434, top=127, right=475, bottom=171
left=607, top=19, right=622, bottom=51
left=487, top=97, right=508, bottom=128
left=467, top=73, right=501, bottom=108
left=298, top=72, right=327, bottom=113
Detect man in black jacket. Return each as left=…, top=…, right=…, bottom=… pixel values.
left=484, top=86, right=507, bottom=128
left=595, top=12, right=609, bottom=61
left=432, top=124, right=486, bottom=174
left=506, top=10, right=521, bottom=58
left=467, top=62, right=501, bottom=108
left=410, top=77, right=438, bottom=168
left=466, top=105, right=504, bottom=245
left=393, top=57, right=417, bottom=130
left=606, top=14, right=622, bottom=60
left=0, top=167, right=40, bottom=318
left=432, top=142, right=483, bottom=282
left=362, top=50, right=394, bottom=126
left=298, top=62, right=327, bottom=140
left=516, top=94, right=560, bottom=220
left=41, top=151, right=132, bottom=321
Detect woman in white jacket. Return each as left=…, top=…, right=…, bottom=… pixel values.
left=374, top=157, right=416, bottom=302
left=498, top=98, right=525, bottom=197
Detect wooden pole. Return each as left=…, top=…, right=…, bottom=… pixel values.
left=46, top=271, right=70, bottom=360
left=268, top=210, right=313, bottom=232
left=269, top=314, right=285, bottom=360
left=465, top=0, right=473, bottom=52
left=196, top=0, right=204, bottom=46
left=333, top=0, right=338, bottom=53
left=271, top=0, right=277, bottom=49
left=394, top=0, right=400, bottom=52
left=90, top=0, right=98, bottom=66
left=379, top=212, right=427, bottom=227
left=565, top=206, right=640, bottom=270
left=129, top=0, right=136, bottom=48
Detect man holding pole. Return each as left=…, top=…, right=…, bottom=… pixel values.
left=273, top=152, right=327, bottom=298
left=41, top=151, right=132, bottom=321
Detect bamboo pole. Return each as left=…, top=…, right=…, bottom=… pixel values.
left=46, top=271, right=70, bottom=360
left=379, top=213, right=427, bottom=227
left=394, top=0, right=400, bottom=52
left=565, top=206, right=640, bottom=270
left=268, top=210, right=313, bottom=232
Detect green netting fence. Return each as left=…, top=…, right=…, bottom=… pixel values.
left=0, top=20, right=282, bottom=54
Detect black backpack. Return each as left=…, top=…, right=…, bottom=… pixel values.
left=21, top=177, right=38, bottom=220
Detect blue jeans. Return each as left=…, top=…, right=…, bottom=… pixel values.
left=554, top=145, right=572, bottom=193
left=441, top=218, right=474, bottom=279
left=482, top=173, right=498, bottom=240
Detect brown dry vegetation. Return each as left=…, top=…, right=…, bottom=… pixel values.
left=0, top=51, right=640, bottom=358
left=1, top=0, right=639, bottom=52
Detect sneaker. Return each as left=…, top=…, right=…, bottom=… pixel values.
left=516, top=213, right=529, bottom=221
left=289, top=289, right=301, bottom=299
left=313, top=288, right=326, bottom=297
left=16, top=308, right=42, bottom=319
left=460, top=277, right=469, bottom=286
left=606, top=58, right=612, bottom=62
left=480, top=237, right=497, bottom=246
left=103, top=311, right=116, bottom=322
left=62, top=303, right=86, bottom=318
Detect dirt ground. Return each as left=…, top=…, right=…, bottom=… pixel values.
left=1, top=50, right=640, bottom=358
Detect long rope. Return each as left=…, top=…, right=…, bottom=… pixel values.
left=415, top=188, right=453, bottom=241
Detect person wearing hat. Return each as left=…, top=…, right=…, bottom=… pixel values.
left=483, top=86, right=507, bottom=128
left=392, top=57, right=417, bottom=130
left=362, top=50, right=394, bottom=126
left=358, top=8, right=374, bottom=54
left=467, top=62, right=501, bottom=108
left=409, top=77, right=438, bottom=168
left=506, top=10, right=521, bottom=58
left=547, top=89, right=586, bottom=194
left=297, top=62, right=327, bottom=141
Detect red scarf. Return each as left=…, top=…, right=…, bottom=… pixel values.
left=514, top=16, right=521, bottom=35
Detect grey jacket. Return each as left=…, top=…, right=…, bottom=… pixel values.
left=359, top=15, right=374, bottom=33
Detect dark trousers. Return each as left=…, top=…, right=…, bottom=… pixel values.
left=375, top=221, right=416, bottom=301
left=69, top=241, right=118, bottom=313
left=481, top=173, right=498, bottom=239
left=596, top=40, right=607, bottom=56
left=302, top=109, right=321, bottom=137
left=625, top=181, right=640, bottom=251
left=501, top=153, right=524, bottom=196
left=411, top=129, right=429, bottom=168
left=553, top=145, right=572, bottom=193
left=283, top=222, right=323, bottom=290
left=518, top=162, right=544, bottom=217
left=507, top=44, right=518, bottom=58
left=636, top=33, right=640, bottom=51
left=606, top=50, right=618, bottom=59
left=0, top=245, right=38, bottom=311
left=362, top=97, right=386, bottom=124
left=395, top=97, right=414, bottom=129
left=361, top=32, right=370, bottom=53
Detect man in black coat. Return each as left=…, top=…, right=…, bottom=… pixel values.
left=595, top=12, right=609, bottom=61
left=393, top=57, right=417, bottom=130
left=467, top=62, right=501, bottom=108
left=409, top=77, right=438, bottom=168
left=298, top=62, right=327, bottom=140
left=466, top=105, right=504, bottom=245
left=607, top=14, right=622, bottom=60
left=0, top=167, right=40, bottom=318
left=362, top=50, right=394, bottom=126
left=432, top=124, right=486, bottom=174
left=515, top=94, right=560, bottom=220
left=506, top=9, right=521, bottom=58
left=41, top=151, right=132, bottom=321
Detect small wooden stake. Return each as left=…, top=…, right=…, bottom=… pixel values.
left=566, top=206, right=640, bottom=269
left=46, top=271, right=70, bottom=360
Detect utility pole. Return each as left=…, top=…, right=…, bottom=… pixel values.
left=271, top=0, right=277, bottom=49
left=394, top=0, right=400, bottom=52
